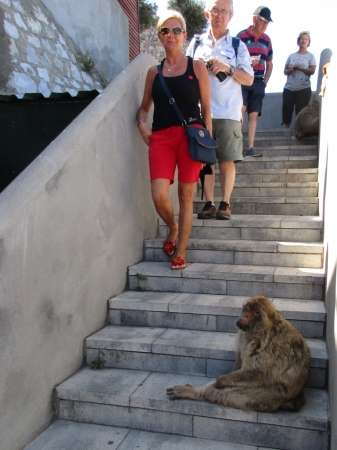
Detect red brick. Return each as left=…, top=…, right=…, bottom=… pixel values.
left=117, top=0, right=140, bottom=61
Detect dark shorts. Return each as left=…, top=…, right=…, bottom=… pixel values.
left=242, top=79, right=266, bottom=116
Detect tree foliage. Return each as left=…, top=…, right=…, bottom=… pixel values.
left=167, top=0, right=207, bottom=39
left=139, top=0, right=158, bottom=32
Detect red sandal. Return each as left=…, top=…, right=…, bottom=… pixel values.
left=163, top=239, right=177, bottom=256
left=171, top=256, right=186, bottom=270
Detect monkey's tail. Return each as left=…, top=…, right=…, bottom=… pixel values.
left=279, top=391, right=306, bottom=411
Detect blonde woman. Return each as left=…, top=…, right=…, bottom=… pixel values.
left=137, top=10, right=211, bottom=270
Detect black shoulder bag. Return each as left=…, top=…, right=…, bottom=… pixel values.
left=157, top=64, right=217, bottom=166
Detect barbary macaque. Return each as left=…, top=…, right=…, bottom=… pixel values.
left=167, top=296, right=311, bottom=412
left=295, top=100, right=319, bottom=139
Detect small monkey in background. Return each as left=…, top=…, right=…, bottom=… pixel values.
left=167, top=296, right=311, bottom=412
left=295, top=99, right=319, bottom=139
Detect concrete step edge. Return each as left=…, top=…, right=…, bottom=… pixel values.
left=145, top=238, right=324, bottom=254
left=56, top=367, right=329, bottom=434
left=26, top=420, right=268, bottom=450
left=159, top=215, right=323, bottom=229
left=129, top=261, right=325, bottom=284
left=86, top=325, right=327, bottom=367
left=193, top=197, right=319, bottom=204
left=203, top=182, right=319, bottom=188
left=109, top=291, right=326, bottom=320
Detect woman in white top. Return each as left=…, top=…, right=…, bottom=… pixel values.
left=282, top=31, right=316, bottom=127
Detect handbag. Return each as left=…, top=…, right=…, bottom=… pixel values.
left=157, top=64, right=217, bottom=165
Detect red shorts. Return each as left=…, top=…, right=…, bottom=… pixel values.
left=148, top=126, right=202, bottom=184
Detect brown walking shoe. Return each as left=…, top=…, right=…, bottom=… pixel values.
left=216, top=201, right=231, bottom=220
left=197, top=201, right=216, bottom=219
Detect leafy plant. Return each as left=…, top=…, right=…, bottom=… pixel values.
left=139, top=0, right=158, bottom=31
left=76, top=50, right=95, bottom=73
left=168, top=0, right=207, bottom=39
left=90, top=358, right=104, bottom=370
left=135, top=272, right=147, bottom=291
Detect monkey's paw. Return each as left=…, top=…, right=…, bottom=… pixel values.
left=166, top=384, right=192, bottom=400
left=215, top=376, right=229, bottom=389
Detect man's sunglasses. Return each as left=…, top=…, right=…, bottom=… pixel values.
left=160, top=27, right=185, bottom=36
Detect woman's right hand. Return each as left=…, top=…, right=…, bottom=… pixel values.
left=138, top=122, right=152, bottom=146
left=294, top=63, right=304, bottom=70
left=284, top=64, right=294, bottom=75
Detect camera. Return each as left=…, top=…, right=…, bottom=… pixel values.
left=204, top=59, right=228, bottom=82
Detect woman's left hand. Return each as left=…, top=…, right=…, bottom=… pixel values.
left=294, top=63, right=305, bottom=71
left=138, top=122, right=152, bottom=146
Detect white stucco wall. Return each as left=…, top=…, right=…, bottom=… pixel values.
left=0, top=0, right=103, bottom=97
left=0, top=53, right=179, bottom=450
left=41, top=0, right=129, bottom=83
left=318, top=53, right=337, bottom=450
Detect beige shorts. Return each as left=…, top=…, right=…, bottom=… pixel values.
left=212, top=119, right=243, bottom=163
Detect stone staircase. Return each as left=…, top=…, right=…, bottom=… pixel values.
left=26, top=130, right=329, bottom=450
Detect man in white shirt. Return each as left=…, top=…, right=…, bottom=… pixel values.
left=187, top=0, right=253, bottom=220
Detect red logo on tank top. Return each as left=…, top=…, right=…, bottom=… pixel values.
left=188, top=75, right=193, bottom=79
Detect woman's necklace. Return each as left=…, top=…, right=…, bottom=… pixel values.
left=166, top=56, right=185, bottom=72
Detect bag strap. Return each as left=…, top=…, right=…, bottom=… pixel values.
left=232, top=36, right=240, bottom=59
left=157, top=64, right=187, bottom=126
left=192, top=35, right=201, bottom=58
left=193, top=34, right=239, bottom=60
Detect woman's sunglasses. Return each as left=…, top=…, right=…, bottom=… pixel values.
left=160, top=27, right=185, bottom=36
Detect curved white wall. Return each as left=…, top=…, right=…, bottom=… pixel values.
left=41, top=0, right=129, bottom=82
left=0, top=53, right=178, bottom=450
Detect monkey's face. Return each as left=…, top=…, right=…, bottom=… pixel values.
left=236, top=304, right=261, bottom=331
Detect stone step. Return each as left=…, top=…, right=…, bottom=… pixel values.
left=243, top=136, right=317, bottom=147
left=145, top=238, right=324, bottom=269
left=108, top=291, right=326, bottom=339
left=245, top=128, right=293, bottom=136
left=193, top=198, right=319, bottom=216
left=128, top=261, right=325, bottom=301
left=210, top=168, right=318, bottom=186
left=159, top=215, right=323, bottom=243
left=234, top=156, right=317, bottom=171
left=243, top=145, right=317, bottom=158
left=26, top=420, right=270, bottom=450
left=235, top=168, right=318, bottom=182
left=86, top=325, right=327, bottom=388
left=197, top=182, right=318, bottom=198
left=210, top=157, right=317, bottom=175
left=56, top=368, right=329, bottom=450
left=243, top=128, right=316, bottom=140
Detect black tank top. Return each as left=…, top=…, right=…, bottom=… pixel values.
left=152, top=56, right=204, bottom=131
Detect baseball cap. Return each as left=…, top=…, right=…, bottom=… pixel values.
left=254, top=6, right=273, bottom=23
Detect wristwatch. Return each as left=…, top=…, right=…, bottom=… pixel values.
left=228, top=65, right=235, bottom=77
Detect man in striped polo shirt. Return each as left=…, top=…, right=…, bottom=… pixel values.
left=237, top=6, right=273, bottom=157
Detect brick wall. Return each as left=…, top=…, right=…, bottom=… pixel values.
left=117, top=0, right=140, bottom=61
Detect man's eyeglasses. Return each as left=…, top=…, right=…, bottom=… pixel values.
left=209, top=8, right=231, bottom=16
left=160, top=27, right=185, bottom=36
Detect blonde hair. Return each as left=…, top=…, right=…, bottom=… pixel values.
left=297, top=31, right=311, bottom=46
left=157, top=10, right=186, bottom=32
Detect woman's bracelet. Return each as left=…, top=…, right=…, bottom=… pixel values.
left=137, top=119, right=145, bottom=126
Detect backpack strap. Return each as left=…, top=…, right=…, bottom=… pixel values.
left=232, top=36, right=240, bottom=59
left=192, top=35, right=201, bottom=58
left=193, top=34, right=240, bottom=60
